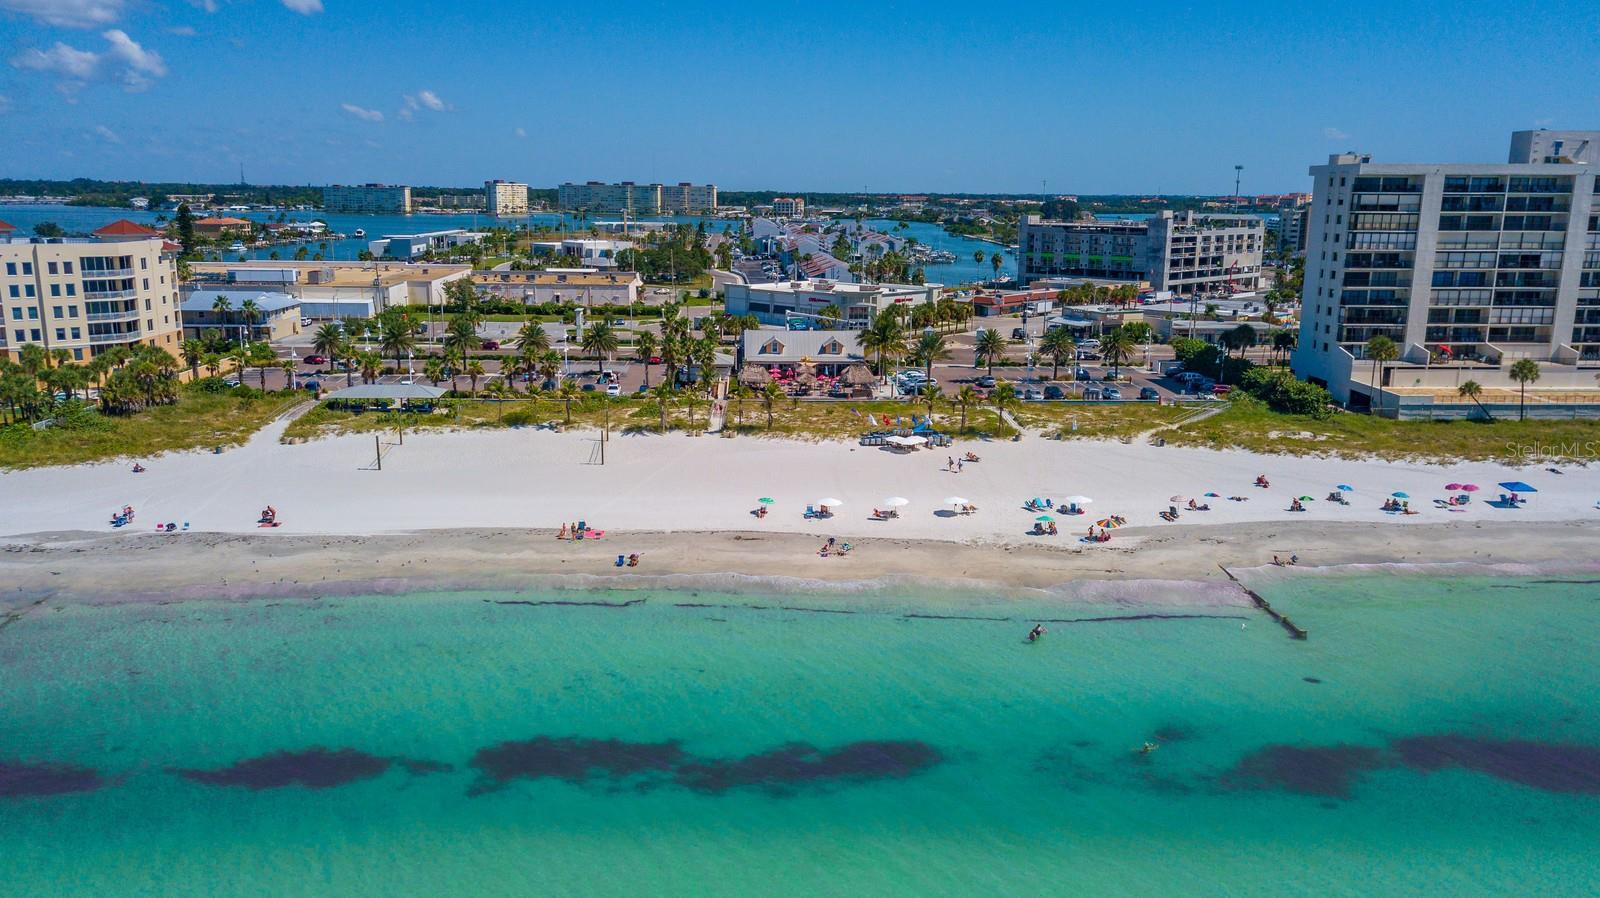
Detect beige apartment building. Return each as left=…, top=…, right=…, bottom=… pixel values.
left=1, top=219, right=183, bottom=363
left=485, top=180, right=529, bottom=216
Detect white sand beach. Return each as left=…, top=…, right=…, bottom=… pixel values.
left=1, top=417, right=1595, bottom=542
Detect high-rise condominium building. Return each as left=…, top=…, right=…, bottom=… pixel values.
left=661, top=182, right=718, bottom=214
left=1018, top=210, right=1264, bottom=295
left=323, top=184, right=413, bottom=214
left=557, top=182, right=663, bottom=215
left=1292, top=130, right=1600, bottom=406
left=485, top=180, right=529, bottom=216
left=1, top=219, right=184, bottom=363
left=772, top=197, right=805, bottom=218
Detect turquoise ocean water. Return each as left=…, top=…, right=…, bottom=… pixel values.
left=3, top=574, right=1599, bottom=897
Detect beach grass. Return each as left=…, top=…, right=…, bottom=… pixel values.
left=0, top=388, right=303, bottom=470
left=1008, top=402, right=1194, bottom=441
left=281, top=395, right=1021, bottom=443
left=1165, top=396, right=1600, bottom=463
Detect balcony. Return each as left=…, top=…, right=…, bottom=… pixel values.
left=82, top=267, right=135, bottom=278
left=89, top=329, right=140, bottom=344
left=83, top=288, right=138, bottom=300
left=87, top=308, right=139, bottom=323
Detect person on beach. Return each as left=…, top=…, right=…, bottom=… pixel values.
left=1028, top=623, right=1046, bottom=642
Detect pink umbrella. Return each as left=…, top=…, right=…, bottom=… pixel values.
left=1445, top=482, right=1463, bottom=491
left=1461, top=484, right=1480, bottom=492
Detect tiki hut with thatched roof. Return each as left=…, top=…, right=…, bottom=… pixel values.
left=840, top=363, right=877, bottom=397
left=738, top=364, right=773, bottom=387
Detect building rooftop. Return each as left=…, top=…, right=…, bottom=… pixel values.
left=181, top=289, right=300, bottom=314
left=191, top=260, right=468, bottom=288
left=738, top=279, right=938, bottom=295
left=471, top=270, right=641, bottom=287
left=92, top=219, right=163, bottom=237
left=742, top=329, right=865, bottom=362
left=0, top=220, right=14, bottom=234
left=196, top=216, right=252, bottom=226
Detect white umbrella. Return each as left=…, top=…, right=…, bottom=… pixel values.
left=883, top=497, right=910, bottom=507
left=1061, top=495, right=1094, bottom=505
left=817, top=497, right=844, bottom=507
left=945, top=496, right=969, bottom=506
left=885, top=434, right=926, bottom=447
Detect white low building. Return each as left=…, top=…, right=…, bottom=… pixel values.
left=369, top=229, right=486, bottom=260
left=723, top=279, right=941, bottom=327
left=470, top=269, right=642, bottom=306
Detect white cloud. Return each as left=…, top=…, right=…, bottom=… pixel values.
left=1323, top=126, right=1351, bottom=141
left=0, top=94, right=11, bottom=114
left=0, top=0, right=125, bottom=28
left=102, top=29, right=165, bottom=90
left=10, top=30, right=167, bottom=93
left=187, top=0, right=218, bottom=10
left=12, top=42, right=100, bottom=80
left=341, top=102, right=383, bottom=122
left=416, top=89, right=446, bottom=111
left=514, top=127, right=526, bottom=138
left=167, top=25, right=198, bottom=36
left=281, top=0, right=322, bottom=13
left=94, top=124, right=121, bottom=143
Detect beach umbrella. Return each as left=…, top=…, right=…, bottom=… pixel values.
left=817, top=497, right=844, bottom=507
left=758, top=497, right=775, bottom=504
left=945, top=496, right=969, bottom=506
left=883, top=497, right=910, bottom=507
left=1445, top=482, right=1463, bottom=491
left=1297, top=495, right=1315, bottom=501
left=1392, top=491, right=1409, bottom=499
left=1169, top=495, right=1186, bottom=502
left=1061, top=495, right=1093, bottom=505
left=1499, top=481, right=1537, bottom=493
left=1460, top=484, right=1479, bottom=492
left=1337, top=484, right=1354, bottom=492
left=1205, top=491, right=1221, bottom=498
left=1095, top=517, right=1124, bottom=529
left=1035, top=514, right=1055, bottom=522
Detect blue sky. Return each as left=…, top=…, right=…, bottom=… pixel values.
left=1, top=0, right=1597, bottom=193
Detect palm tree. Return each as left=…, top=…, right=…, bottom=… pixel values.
left=760, top=381, right=785, bottom=430
left=517, top=319, right=550, bottom=354
left=816, top=303, right=843, bottom=327
left=952, top=385, right=978, bottom=431
left=1038, top=328, right=1076, bottom=380
left=991, top=381, right=1016, bottom=427
left=211, top=294, right=235, bottom=345
left=974, top=328, right=1008, bottom=375
left=423, top=357, right=446, bottom=387
left=202, top=352, right=222, bottom=378
left=973, top=249, right=985, bottom=265
left=312, top=323, right=344, bottom=365
left=1271, top=329, right=1297, bottom=366
left=358, top=351, right=383, bottom=385
left=1456, top=380, right=1491, bottom=420
left=379, top=316, right=416, bottom=371
left=1364, top=335, right=1399, bottom=415
left=1101, top=329, right=1135, bottom=378
left=1217, top=324, right=1255, bottom=382
left=635, top=331, right=659, bottom=387
left=556, top=379, right=581, bottom=424
left=340, top=339, right=359, bottom=386
left=180, top=338, right=205, bottom=379
left=990, top=252, right=1003, bottom=279
left=910, top=330, right=950, bottom=385
left=248, top=342, right=277, bottom=390
left=444, top=318, right=479, bottom=372
left=650, top=381, right=675, bottom=432
left=856, top=315, right=907, bottom=378
left=239, top=297, right=261, bottom=345
left=537, top=350, right=562, bottom=390
left=580, top=321, right=619, bottom=369
left=465, top=360, right=485, bottom=396
left=919, top=381, right=941, bottom=412
left=1508, top=358, right=1541, bottom=421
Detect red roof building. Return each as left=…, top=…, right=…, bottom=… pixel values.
left=92, top=219, right=163, bottom=239
left=0, top=220, right=15, bottom=234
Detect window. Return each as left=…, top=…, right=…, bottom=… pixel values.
left=55, top=328, right=66, bottom=341
left=50, top=284, right=61, bottom=297
left=140, top=257, right=148, bottom=270
left=3, top=262, right=14, bottom=276
left=68, top=305, right=76, bottom=317
left=63, top=262, right=73, bottom=274
left=30, top=329, right=40, bottom=341
left=11, top=329, right=20, bottom=342
left=21, top=262, right=32, bottom=275
left=24, top=284, right=34, bottom=297
left=52, top=306, right=63, bottom=318
left=143, top=278, right=149, bottom=290
left=47, top=262, right=58, bottom=275
left=66, top=284, right=75, bottom=296
left=8, top=307, right=19, bottom=320
left=71, top=327, right=81, bottom=339
left=73, top=348, right=83, bottom=360
left=26, top=306, right=36, bottom=318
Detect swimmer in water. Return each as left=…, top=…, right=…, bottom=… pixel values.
left=1027, top=624, right=1046, bottom=642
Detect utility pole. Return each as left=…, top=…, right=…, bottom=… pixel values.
left=1233, top=165, right=1244, bottom=205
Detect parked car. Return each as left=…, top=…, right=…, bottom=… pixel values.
left=1102, top=371, right=1120, bottom=382
left=1078, top=338, right=1101, bottom=349
left=648, top=355, right=663, bottom=364
left=606, top=383, right=622, bottom=396
left=610, top=318, right=627, bottom=326
left=481, top=340, right=500, bottom=351
left=1212, top=383, right=1234, bottom=396
left=1075, top=368, right=1092, bottom=381
left=581, top=382, right=597, bottom=392
left=303, top=354, right=326, bottom=365
left=976, top=375, right=996, bottom=388
left=1023, top=388, right=1044, bottom=401
left=300, top=317, right=312, bottom=326
left=1177, top=371, right=1204, bottom=385
left=1011, top=327, right=1028, bottom=340
left=1138, top=387, right=1160, bottom=401
left=1077, top=350, right=1100, bottom=360
left=1102, top=387, right=1123, bottom=400
left=1043, top=385, right=1066, bottom=400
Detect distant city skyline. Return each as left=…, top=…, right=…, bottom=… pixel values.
left=1, top=0, right=1596, bottom=194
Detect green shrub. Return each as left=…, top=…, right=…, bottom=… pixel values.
left=503, top=409, right=538, bottom=426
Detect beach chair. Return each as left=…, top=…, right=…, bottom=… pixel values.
left=805, top=505, right=816, bottom=519
left=615, top=555, right=626, bottom=567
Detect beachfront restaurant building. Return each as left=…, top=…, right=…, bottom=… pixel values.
left=470, top=269, right=642, bottom=306
left=180, top=289, right=302, bottom=342
left=187, top=261, right=471, bottom=320
left=740, top=329, right=865, bottom=375
left=723, top=279, right=941, bottom=328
